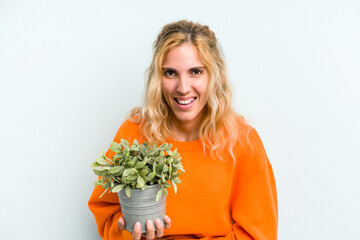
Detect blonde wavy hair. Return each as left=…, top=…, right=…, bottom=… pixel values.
left=130, top=20, right=249, bottom=161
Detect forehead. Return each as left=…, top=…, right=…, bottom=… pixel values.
left=162, top=43, right=204, bottom=68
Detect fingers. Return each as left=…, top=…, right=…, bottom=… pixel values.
left=132, top=222, right=142, bottom=240
left=154, top=219, right=164, bottom=238
left=164, top=215, right=171, bottom=229
left=141, top=219, right=165, bottom=239
left=118, top=216, right=171, bottom=240
left=145, top=220, right=156, bottom=239
left=117, top=217, right=126, bottom=230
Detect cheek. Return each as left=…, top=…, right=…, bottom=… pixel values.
left=160, top=80, right=167, bottom=94
left=161, top=79, right=175, bottom=95
left=194, top=78, right=209, bottom=96
left=160, top=81, right=172, bottom=104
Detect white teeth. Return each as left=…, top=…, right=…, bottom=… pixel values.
left=177, top=98, right=195, bottom=105
left=179, top=100, right=191, bottom=104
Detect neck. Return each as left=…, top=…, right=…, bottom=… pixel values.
left=170, top=116, right=203, bottom=142
left=171, top=126, right=199, bottom=142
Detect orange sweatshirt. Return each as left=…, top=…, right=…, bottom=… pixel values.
left=88, top=120, right=278, bottom=240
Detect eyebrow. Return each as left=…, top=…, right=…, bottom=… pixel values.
left=162, top=66, right=206, bottom=71
left=189, top=67, right=206, bottom=71
left=162, top=67, right=177, bottom=72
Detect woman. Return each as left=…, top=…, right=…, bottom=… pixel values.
left=89, top=20, right=278, bottom=240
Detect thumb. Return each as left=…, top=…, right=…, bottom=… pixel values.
left=117, top=217, right=126, bottom=230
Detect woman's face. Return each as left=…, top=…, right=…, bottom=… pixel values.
left=161, top=43, right=209, bottom=129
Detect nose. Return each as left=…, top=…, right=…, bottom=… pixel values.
left=176, top=75, right=191, bottom=95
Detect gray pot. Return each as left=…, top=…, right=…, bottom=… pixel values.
left=117, top=185, right=167, bottom=233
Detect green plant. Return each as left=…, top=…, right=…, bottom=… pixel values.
left=90, top=139, right=184, bottom=201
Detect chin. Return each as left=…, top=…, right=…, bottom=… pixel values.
left=174, top=113, right=199, bottom=123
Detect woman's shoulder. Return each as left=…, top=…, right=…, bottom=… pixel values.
left=112, top=117, right=145, bottom=144
left=233, top=115, right=266, bottom=154
left=234, top=115, right=253, bottom=141
left=119, top=116, right=140, bottom=129
left=232, top=117, right=271, bottom=176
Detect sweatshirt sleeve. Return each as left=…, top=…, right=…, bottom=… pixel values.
left=226, top=127, right=278, bottom=240
left=88, top=120, right=142, bottom=240
left=204, top=127, right=278, bottom=240
left=88, top=182, right=131, bottom=239
left=227, top=165, right=278, bottom=240
left=195, top=171, right=277, bottom=240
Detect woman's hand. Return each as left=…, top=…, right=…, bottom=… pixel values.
left=118, top=215, right=171, bottom=240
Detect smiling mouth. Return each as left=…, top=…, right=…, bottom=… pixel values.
left=174, top=97, right=196, bottom=105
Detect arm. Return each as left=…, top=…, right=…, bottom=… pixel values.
left=193, top=167, right=277, bottom=240
left=228, top=165, right=278, bottom=240
left=88, top=181, right=130, bottom=240
left=203, top=128, right=278, bottom=240
left=227, top=127, right=278, bottom=240
left=88, top=120, right=143, bottom=240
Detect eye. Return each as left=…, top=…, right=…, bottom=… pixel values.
left=190, top=69, right=203, bottom=76
left=163, top=70, right=177, bottom=78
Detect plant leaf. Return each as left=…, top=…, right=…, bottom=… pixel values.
left=110, top=145, right=121, bottom=153
left=123, top=168, right=138, bottom=177
left=93, top=168, right=107, bottom=176
left=137, top=176, right=145, bottom=188
left=111, top=141, right=120, bottom=148
left=135, top=161, right=146, bottom=170
left=111, top=184, right=124, bottom=193
left=172, top=177, right=182, bottom=184
left=90, top=162, right=100, bottom=168
left=133, top=139, right=139, bottom=146
left=142, top=175, right=149, bottom=183
left=102, top=180, right=111, bottom=189
left=104, top=155, right=114, bottom=164
left=113, top=153, right=122, bottom=160
left=130, top=143, right=140, bottom=151
left=168, top=164, right=172, bottom=176
left=125, top=186, right=131, bottom=198
left=172, top=170, right=183, bottom=178
left=121, top=139, right=130, bottom=151
left=140, top=145, right=147, bottom=156
left=96, top=158, right=110, bottom=166
left=94, top=179, right=102, bottom=186
left=112, top=176, right=122, bottom=183
left=100, top=150, right=106, bottom=158
left=126, top=175, right=138, bottom=181
left=159, top=143, right=167, bottom=150
left=139, top=169, right=148, bottom=177
left=125, top=160, right=135, bottom=168
left=99, top=188, right=108, bottom=198
left=147, top=172, right=156, bottom=181
left=171, top=180, right=177, bottom=194
left=156, top=162, right=164, bottom=173
left=161, top=185, right=168, bottom=196
left=155, top=189, right=162, bottom=201
left=109, top=166, right=123, bottom=174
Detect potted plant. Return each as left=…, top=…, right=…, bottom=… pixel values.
left=90, top=139, right=184, bottom=233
